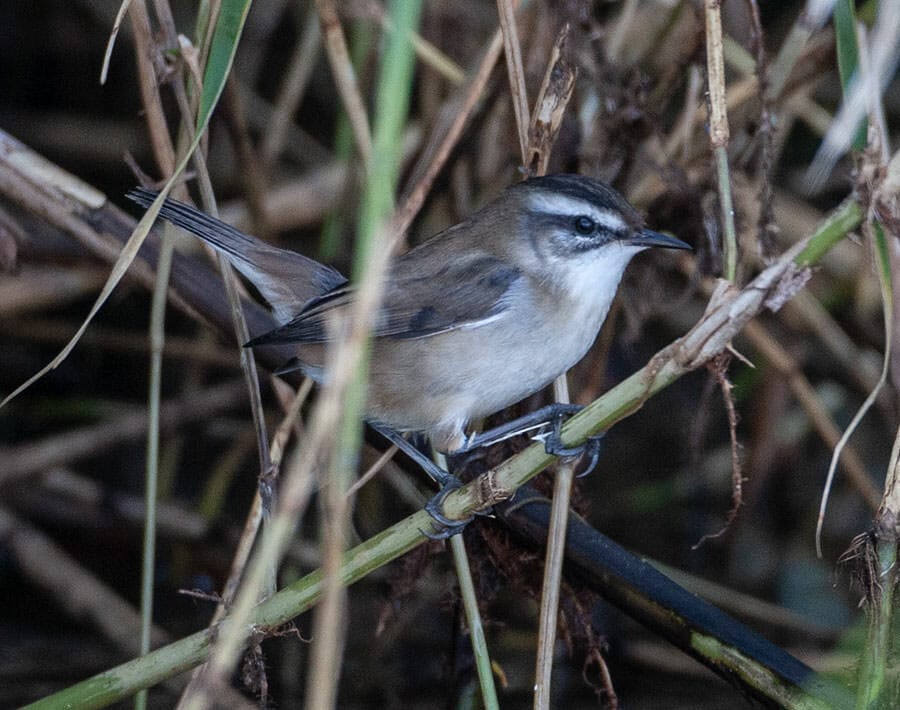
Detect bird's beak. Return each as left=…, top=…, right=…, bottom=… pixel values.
left=624, top=228, right=691, bottom=250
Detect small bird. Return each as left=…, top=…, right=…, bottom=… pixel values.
left=130, top=175, right=688, bottom=500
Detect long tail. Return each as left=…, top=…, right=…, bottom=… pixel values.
left=127, top=188, right=346, bottom=323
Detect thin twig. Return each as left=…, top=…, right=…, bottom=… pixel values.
left=316, top=0, right=373, bottom=166
left=0, top=381, right=248, bottom=487
left=129, top=1, right=176, bottom=177
left=496, top=0, right=529, bottom=163
left=744, top=319, right=881, bottom=511
left=260, top=5, right=322, bottom=166
left=524, top=25, right=578, bottom=710
left=368, top=1, right=465, bottom=84
left=705, top=0, right=737, bottom=283
left=395, top=28, right=505, bottom=235
left=438, top=448, right=500, bottom=710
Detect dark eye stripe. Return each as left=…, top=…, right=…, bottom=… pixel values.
left=526, top=210, right=628, bottom=238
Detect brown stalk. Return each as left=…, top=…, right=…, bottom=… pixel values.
left=517, top=23, right=580, bottom=710
left=395, top=29, right=505, bottom=235
left=129, top=0, right=176, bottom=178
left=496, top=0, right=529, bottom=164
left=315, top=0, right=373, bottom=166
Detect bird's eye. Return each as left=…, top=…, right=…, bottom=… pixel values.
left=574, top=215, right=595, bottom=235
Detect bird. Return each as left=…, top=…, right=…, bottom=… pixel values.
left=129, top=175, right=689, bottom=526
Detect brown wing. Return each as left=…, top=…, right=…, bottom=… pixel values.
left=247, top=251, right=520, bottom=346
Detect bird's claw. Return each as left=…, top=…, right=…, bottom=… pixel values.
left=422, top=477, right=475, bottom=539
left=539, top=411, right=605, bottom=478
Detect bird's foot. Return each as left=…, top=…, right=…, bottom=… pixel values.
left=458, top=403, right=585, bottom=452
left=538, top=410, right=605, bottom=478
left=423, top=476, right=475, bottom=539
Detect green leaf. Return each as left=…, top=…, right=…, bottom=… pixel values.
left=197, top=0, right=252, bottom=132
left=833, top=0, right=867, bottom=151
left=354, top=0, right=423, bottom=275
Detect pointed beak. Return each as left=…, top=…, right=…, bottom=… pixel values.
left=623, top=228, right=691, bottom=250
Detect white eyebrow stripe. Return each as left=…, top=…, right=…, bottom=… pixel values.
left=592, top=209, right=627, bottom=232
left=525, top=193, right=627, bottom=232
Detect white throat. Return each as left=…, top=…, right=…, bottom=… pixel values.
left=557, top=242, right=645, bottom=326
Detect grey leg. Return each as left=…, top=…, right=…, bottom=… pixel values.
left=369, top=422, right=473, bottom=538
left=458, top=404, right=604, bottom=478
left=457, top=404, right=584, bottom=452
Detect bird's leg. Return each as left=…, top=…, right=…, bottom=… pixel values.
left=369, top=422, right=452, bottom=485
left=457, top=403, right=584, bottom=451
left=368, top=422, right=473, bottom=538
left=458, top=403, right=604, bottom=478
left=422, top=476, right=473, bottom=540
